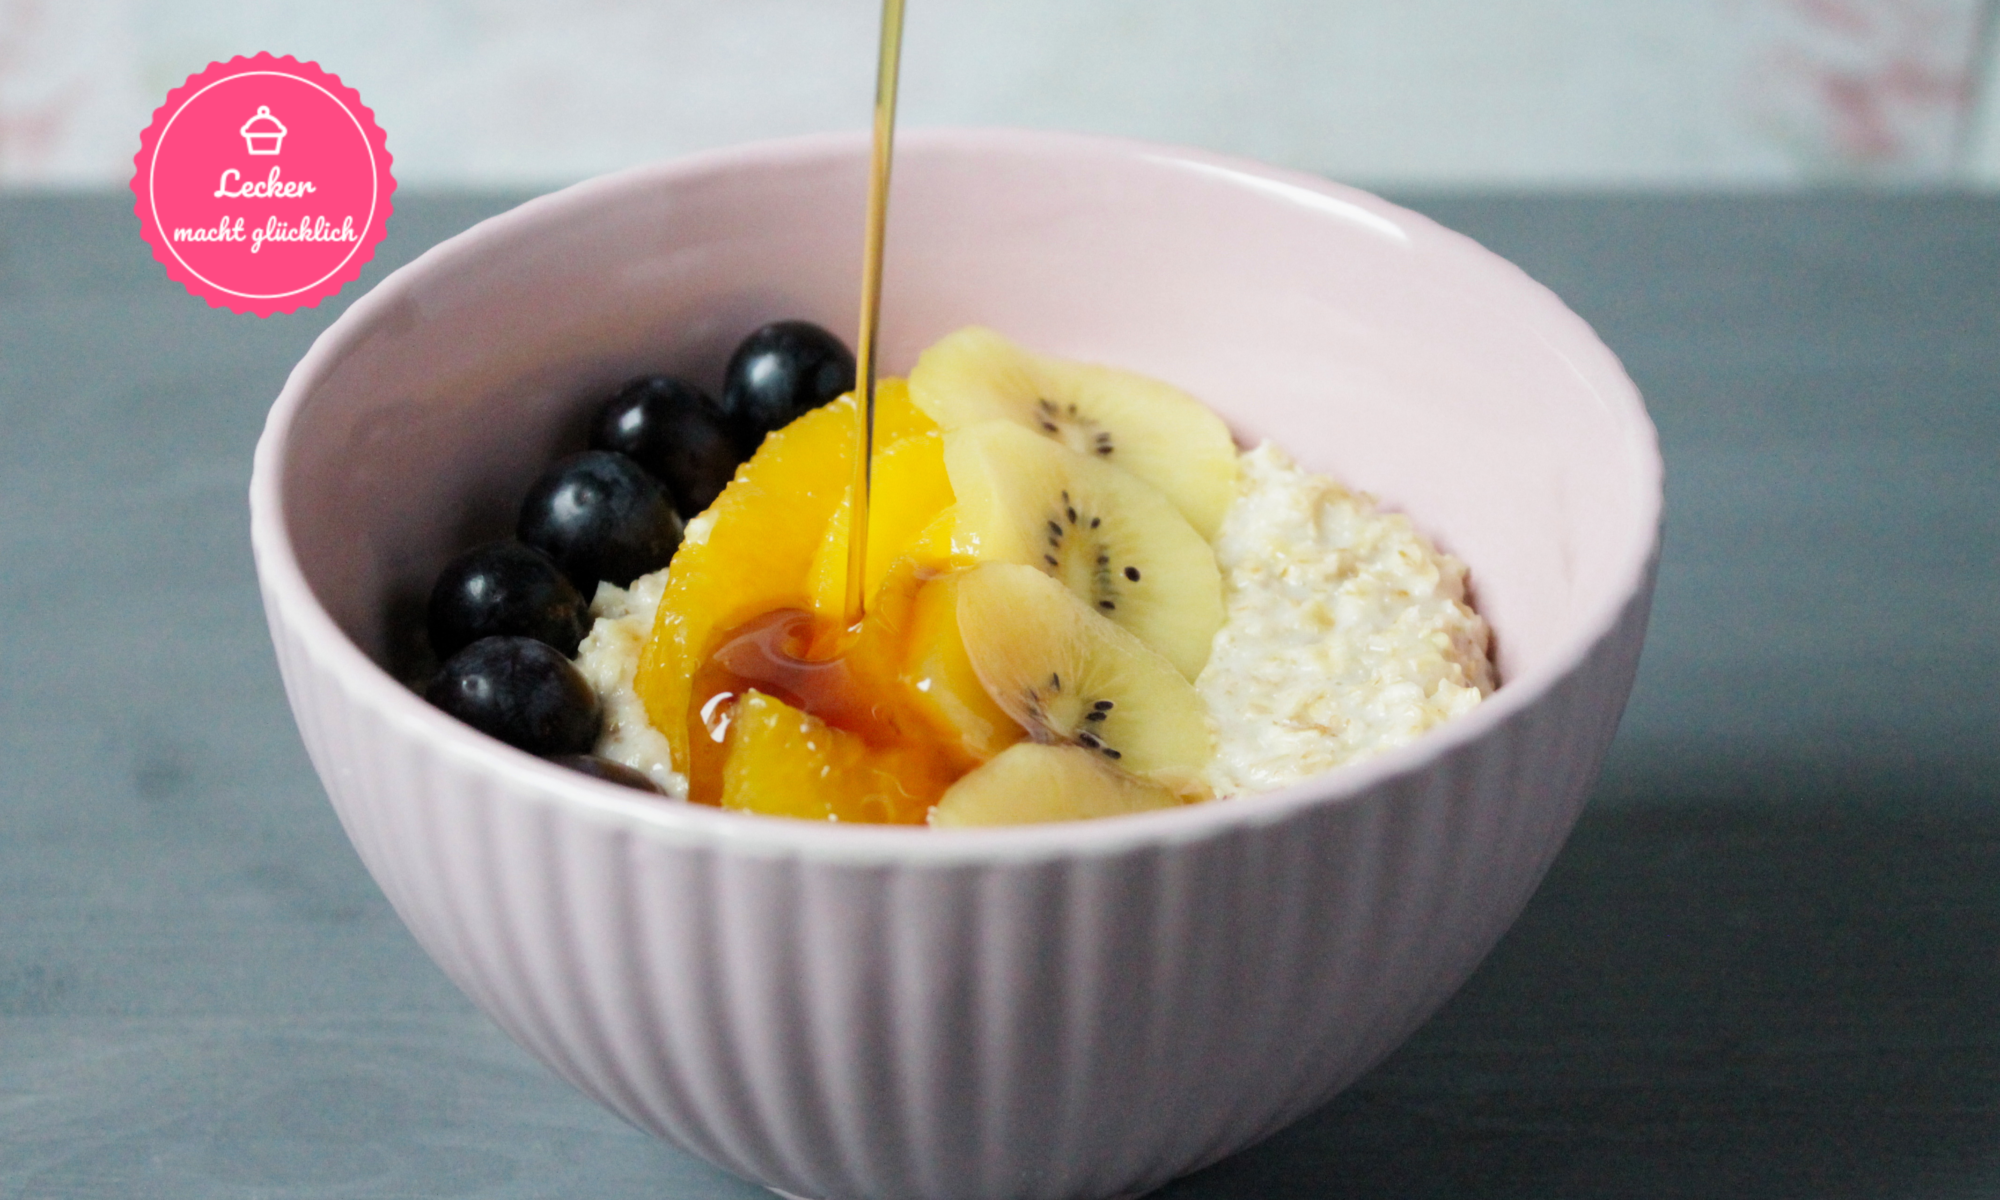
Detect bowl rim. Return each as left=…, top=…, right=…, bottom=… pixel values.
left=250, top=125, right=1662, bottom=867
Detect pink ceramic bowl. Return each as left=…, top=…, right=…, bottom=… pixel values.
left=250, top=129, right=1659, bottom=1200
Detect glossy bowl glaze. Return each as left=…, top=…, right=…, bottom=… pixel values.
left=250, top=129, right=1660, bottom=1200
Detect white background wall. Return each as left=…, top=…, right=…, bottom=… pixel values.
left=3, top=0, right=1998, bottom=189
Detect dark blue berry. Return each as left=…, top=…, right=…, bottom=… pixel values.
left=518, top=450, right=683, bottom=592
left=590, top=376, right=742, bottom=517
left=548, top=753, right=666, bottom=794
left=428, top=541, right=590, bottom=660
left=720, top=320, right=855, bottom=454
left=426, top=636, right=602, bottom=755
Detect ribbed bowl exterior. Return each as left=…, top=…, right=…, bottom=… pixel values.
left=260, top=570, right=1650, bottom=1200
left=250, top=129, right=1662, bottom=1200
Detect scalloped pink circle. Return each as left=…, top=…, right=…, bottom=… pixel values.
left=132, top=54, right=394, bottom=316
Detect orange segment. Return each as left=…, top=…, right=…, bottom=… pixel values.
left=901, top=571, right=1024, bottom=762
left=907, top=509, right=959, bottom=565
left=721, top=690, right=947, bottom=825
left=870, top=377, right=938, bottom=446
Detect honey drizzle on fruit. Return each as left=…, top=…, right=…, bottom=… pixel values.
left=684, top=573, right=976, bottom=820
left=844, top=0, right=908, bottom=626
left=685, top=610, right=880, bottom=808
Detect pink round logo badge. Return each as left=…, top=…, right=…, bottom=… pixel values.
left=133, top=54, right=394, bottom=316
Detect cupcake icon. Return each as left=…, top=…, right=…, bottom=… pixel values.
left=240, top=106, right=287, bottom=156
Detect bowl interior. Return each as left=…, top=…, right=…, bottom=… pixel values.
left=276, top=129, right=1655, bottom=710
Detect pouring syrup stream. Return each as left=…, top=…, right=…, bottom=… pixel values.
left=684, top=2, right=927, bottom=813
left=843, top=0, right=909, bottom=626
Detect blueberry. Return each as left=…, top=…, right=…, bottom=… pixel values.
left=590, top=376, right=742, bottom=518
left=426, top=636, right=602, bottom=755
left=427, top=541, right=590, bottom=660
left=518, top=450, right=683, bottom=592
left=547, top=753, right=667, bottom=794
left=720, top=320, right=855, bottom=454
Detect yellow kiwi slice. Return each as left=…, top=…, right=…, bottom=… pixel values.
left=944, top=420, right=1223, bottom=680
left=907, top=326, right=1238, bottom=541
left=953, top=563, right=1214, bottom=792
left=929, top=742, right=1188, bottom=827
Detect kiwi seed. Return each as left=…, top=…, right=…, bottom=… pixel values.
left=1015, top=670, right=1129, bottom=762
left=1031, top=397, right=1118, bottom=458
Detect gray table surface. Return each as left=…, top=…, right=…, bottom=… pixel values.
left=3, top=189, right=1997, bottom=1199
